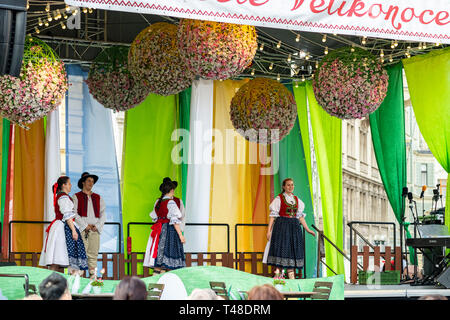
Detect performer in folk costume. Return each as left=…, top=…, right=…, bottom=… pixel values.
left=39, top=176, right=88, bottom=274
left=143, top=177, right=186, bottom=272
left=265, top=178, right=315, bottom=279
left=73, top=172, right=106, bottom=278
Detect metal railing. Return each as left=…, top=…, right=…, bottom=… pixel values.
left=126, top=222, right=230, bottom=254
left=8, top=220, right=122, bottom=256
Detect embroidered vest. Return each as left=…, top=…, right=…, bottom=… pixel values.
left=155, top=197, right=181, bottom=221
left=75, top=191, right=100, bottom=218
left=278, top=193, right=298, bottom=218
left=54, top=192, right=72, bottom=220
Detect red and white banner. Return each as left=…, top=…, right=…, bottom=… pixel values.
left=65, top=0, right=449, bottom=43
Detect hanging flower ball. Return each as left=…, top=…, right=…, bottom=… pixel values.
left=128, top=22, right=195, bottom=96
left=312, top=47, right=388, bottom=119
left=86, top=46, right=147, bottom=112
left=177, top=19, right=258, bottom=80
left=0, top=37, right=68, bottom=128
left=230, top=78, right=297, bottom=144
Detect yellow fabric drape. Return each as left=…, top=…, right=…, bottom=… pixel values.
left=12, top=120, right=45, bottom=254
left=209, top=80, right=263, bottom=257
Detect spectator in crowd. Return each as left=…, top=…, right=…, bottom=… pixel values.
left=22, top=294, right=43, bottom=300
left=418, top=294, right=448, bottom=300
left=188, top=288, right=224, bottom=300
left=39, top=272, right=72, bottom=300
left=113, top=276, right=147, bottom=300
left=247, top=284, right=283, bottom=300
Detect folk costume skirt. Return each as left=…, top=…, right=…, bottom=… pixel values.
left=267, top=217, right=304, bottom=269
left=154, top=223, right=185, bottom=270
left=64, top=224, right=88, bottom=271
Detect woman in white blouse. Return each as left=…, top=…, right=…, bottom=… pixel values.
left=265, top=178, right=315, bottom=279
left=143, top=177, right=186, bottom=272
left=39, top=176, right=88, bottom=274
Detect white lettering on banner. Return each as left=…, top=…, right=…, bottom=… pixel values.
left=65, top=0, right=449, bottom=43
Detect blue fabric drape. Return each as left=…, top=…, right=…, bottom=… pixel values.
left=65, top=65, right=123, bottom=262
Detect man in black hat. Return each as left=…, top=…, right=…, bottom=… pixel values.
left=73, top=172, right=106, bottom=278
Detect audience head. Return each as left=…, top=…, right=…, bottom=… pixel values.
left=247, top=284, right=283, bottom=300
left=418, top=294, right=448, bottom=300
left=188, top=288, right=224, bottom=300
left=113, top=276, right=147, bottom=300
left=22, top=294, right=43, bottom=300
left=39, top=272, right=71, bottom=300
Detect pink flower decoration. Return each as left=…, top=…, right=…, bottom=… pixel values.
left=313, top=47, right=388, bottom=119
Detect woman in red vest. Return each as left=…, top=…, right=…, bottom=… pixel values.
left=143, top=177, right=186, bottom=272
left=265, top=178, right=315, bottom=279
left=39, top=176, right=88, bottom=274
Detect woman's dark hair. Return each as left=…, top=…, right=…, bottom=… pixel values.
left=39, top=272, right=68, bottom=300
left=55, top=176, right=70, bottom=194
left=113, top=276, right=147, bottom=300
left=155, top=181, right=176, bottom=211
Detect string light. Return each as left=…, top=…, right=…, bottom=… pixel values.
left=380, top=49, right=384, bottom=58
left=82, top=7, right=88, bottom=13
left=65, top=5, right=70, bottom=12
left=302, top=75, right=305, bottom=82
left=44, top=20, right=49, bottom=27
left=315, top=61, right=319, bottom=68
left=277, top=74, right=281, bottom=81
left=305, top=54, right=310, bottom=60
left=45, top=2, right=50, bottom=12
left=259, top=43, right=264, bottom=51
left=89, top=8, right=93, bottom=14
left=322, top=34, right=327, bottom=43
left=269, top=63, right=273, bottom=70
left=60, top=21, right=66, bottom=30
left=350, top=46, right=355, bottom=52
left=418, top=43, right=423, bottom=50
left=47, top=12, right=52, bottom=22
left=287, top=54, right=292, bottom=63
left=435, top=42, right=441, bottom=46
left=56, top=9, right=62, bottom=20
left=423, top=43, right=427, bottom=49
left=389, top=55, right=393, bottom=63
left=394, top=40, right=398, bottom=47
left=26, top=0, right=29, bottom=10
left=391, top=41, right=395, bottom=49
left=295, top=34, right=300, bottom=42
left=38, top=18, right=43, bottom=26
left=34, top=26, right=40, bottom=34
left=294, top=81, right=299, bottom=88
left=276, top=41, right=281, bottom=49
left=53, top=10, right=59, bottom=20
left=72, top=8, right=79, bottom=15
left=361, top=36, right=367, bottom=45
left=63, top=12, right=68, bottom=19
left=324, top=47, right=328, bottom=55
left=251, top=69, right=255, bottom=76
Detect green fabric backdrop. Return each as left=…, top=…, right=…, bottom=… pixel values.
left=121, top=93, right=181, bottom=264
left=403, top=47, right=450, bottom=234
left=278, top=84, right=317, bottom=278
left=369, top=62, right=413, bottom=259
left=178, top=87, right=191, bottom=204
left=306, top=81, right=345, bottom=277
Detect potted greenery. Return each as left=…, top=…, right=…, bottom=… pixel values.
left=273, top=270, right=286, bottom=291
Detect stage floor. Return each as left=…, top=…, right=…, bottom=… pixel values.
left=344, top=283, right=450, bottom=300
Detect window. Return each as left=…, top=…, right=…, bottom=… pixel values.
left=360, top=130, right=367, bottom=163
left=347, top=123, right=355, bottom=156
left=421, top=164, right=428, bottom=186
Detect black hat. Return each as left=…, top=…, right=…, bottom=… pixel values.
left=78, top=172, right=99, bottom=189
left=159, top=177, right=178, bottom=193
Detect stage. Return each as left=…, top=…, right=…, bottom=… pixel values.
left=344, top=283, right=450, bottom=300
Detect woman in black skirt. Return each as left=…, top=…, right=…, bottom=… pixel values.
left=266, top=178, right=315, bottom=279
left=143, top=177, right=186, bottom=272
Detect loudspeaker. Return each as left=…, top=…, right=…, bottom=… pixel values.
left=0, top=0, right=27, bottom=77
left=436, top=267, right=450, bottom=289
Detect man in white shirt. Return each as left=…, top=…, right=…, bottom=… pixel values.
left=73, top=172, right=106, bottom=278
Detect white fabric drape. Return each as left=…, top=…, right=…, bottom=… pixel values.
left=43, top=107, right=62, bottom=223
left=184, top=79, right=214, bottom=253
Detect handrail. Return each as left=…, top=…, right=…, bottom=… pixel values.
left=8, top=220, right=122, bottom=255
left=127, top=222, right=230, bottom=253
left=347, top=221, right=397, bottom=250
left=0, top=273, right=29, bottom=296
